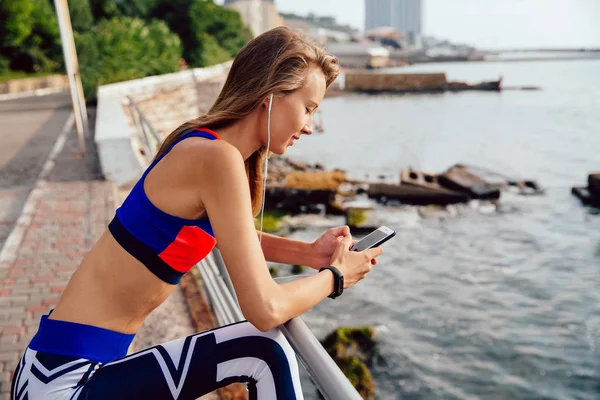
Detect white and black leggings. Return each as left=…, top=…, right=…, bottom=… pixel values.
left=11, top=315, right=304, bottom=399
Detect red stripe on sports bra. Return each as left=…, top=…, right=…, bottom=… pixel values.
left=200, top=128, right=222, bottom=141
left=158, top=226, right=216, bottom=273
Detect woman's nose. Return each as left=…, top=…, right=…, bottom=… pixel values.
left=302, top=124, right=313, bottom=135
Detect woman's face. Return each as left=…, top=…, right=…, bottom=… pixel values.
left=265, top=65, right=327, bottom=155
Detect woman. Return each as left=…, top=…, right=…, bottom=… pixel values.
left=11, top=26, right=383, bottom=399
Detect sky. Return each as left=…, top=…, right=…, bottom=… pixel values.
left=270, top=0, right=600, bottom=49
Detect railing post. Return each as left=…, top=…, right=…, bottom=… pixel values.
left=213, top=250, right=237, bottom=303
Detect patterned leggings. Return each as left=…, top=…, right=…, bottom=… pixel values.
left=11, top=320, right=304, bottom=399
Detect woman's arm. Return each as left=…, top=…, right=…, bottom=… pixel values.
left=192, top=142, right=380, bottom=331
left=258, top=232, right=314, bottom=266
left=195, top=143, right=336, bottom=331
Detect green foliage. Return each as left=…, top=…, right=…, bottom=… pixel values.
left=151, top=0, right=249, bottom=67
left=190, top=2, right=250, bottom=57
left=76, top=17, right=182, bottom=99
left=268, top=266, right=279, bottom=277
left=197, top=33, right=232, bottom=67
left=0, top=57, right=10, bottom=73
left=0, top=0, right=35, bottom=48
left=68, top=0, right=94, bottom=33
left=0, top=70, right=55, bottom=82
left=1, top=0, right=246, bottom=89
left=1, top=0, right=62, bottom=73
left=74, top=30, right=99, bottom=99
left=89, top=0, right=159, bottom=21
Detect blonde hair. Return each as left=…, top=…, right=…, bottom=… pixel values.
left=154, top=26, right=339, bottom=215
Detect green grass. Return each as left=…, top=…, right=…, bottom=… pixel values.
left=0, top=71, right=58, bottom=83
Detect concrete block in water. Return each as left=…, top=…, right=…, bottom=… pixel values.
left=588, top=173, right=600, bottom=197
left=368, top=183, right=469, bottom=205
left=438, top=165, right=501, bottom=200
left=345, top=72, right=447, bottom=92
left=572, top=187, right=600, bottom=207
left=264, top=186, right=335, bottom=214
left=572, top=173, right=600, bottom=207
left=400, top=168, right=443, bottom=190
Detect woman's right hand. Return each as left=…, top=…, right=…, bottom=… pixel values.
left=330, top=234, right=383, bottom=289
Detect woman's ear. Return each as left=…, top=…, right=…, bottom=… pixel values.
left=263, top=94, right=274, bottom=108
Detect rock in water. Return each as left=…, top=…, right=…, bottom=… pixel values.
left=321, top=327, right=377, bottom=399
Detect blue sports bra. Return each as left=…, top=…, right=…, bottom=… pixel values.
left=108, top=129, right=221, bottom=284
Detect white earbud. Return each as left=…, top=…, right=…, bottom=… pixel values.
left=259, top=93, right=274, bottom=244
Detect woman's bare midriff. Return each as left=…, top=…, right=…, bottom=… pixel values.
left=48, top=230, right=175, bottom=334
left=49, top=145, right=213, bottom=334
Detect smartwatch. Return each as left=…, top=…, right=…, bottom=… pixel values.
left=319, top=266, right=344, bottom=299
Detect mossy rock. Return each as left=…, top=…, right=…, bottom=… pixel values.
left=346, top=208, right=369, bottom=228
left=268, top=266, right=279, bottom=277
left=336, top=356, right=376, bottom=400
left=255, top=210, right=286, bottom=233
left=291, top=264, right=307, bottom=274
left=321, top=327, right=377, bottom=399
left=322, top=327, right=376, bottom=363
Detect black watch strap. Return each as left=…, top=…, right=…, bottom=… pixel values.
left=319, top=266, right=344, bottom=299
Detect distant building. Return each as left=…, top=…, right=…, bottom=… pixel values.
left=365, top=0, right=422, bottom=43
left=284, top=18, right=352, bottom=45
left=224, top=0, right=283, bottom=37
left=365, top=26, right=404, bottom=49
left=327, top=43, right=390, bottom=68
left=281, top=12, right=356, bottom=46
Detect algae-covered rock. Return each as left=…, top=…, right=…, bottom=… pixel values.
left=346, top=208, right=368, bottom=228
left=322, top=327, right=376, bottom=363
left=321, top=327, right=377, bottom=399
left=268, top=266, right=279, bottom=277
left=255, top=210, right=286, bottom=233
left=335, top=357, right=376, bottom=399
left=291, top=265, right=307, bottom=274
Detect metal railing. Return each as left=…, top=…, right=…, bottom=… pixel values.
left=126, top=96, right=162, bottom=159
left=197, top=250, right=362, bottom=399
left=128, top=97, right=362, bottom=399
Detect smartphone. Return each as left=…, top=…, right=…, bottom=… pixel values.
left=350, top=226, right=396, bottom=251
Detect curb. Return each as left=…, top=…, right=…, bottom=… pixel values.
left=0, top=112, right=74, bottom=264
left=0, top=87, right=68, bottom=102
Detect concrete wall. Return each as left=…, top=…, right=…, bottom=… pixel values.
left=0, top=74, right=69, bottom=95
left=131, top=81, right=224, bottom=139
left=95, top=62, right=231, bottom=187
left=345, top=72, right=447, bottom=92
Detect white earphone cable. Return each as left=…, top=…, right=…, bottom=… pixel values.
left=259, top=93, right=273, bottom=244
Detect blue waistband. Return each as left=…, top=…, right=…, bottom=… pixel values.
left=28, top=313, right=136, bottom=364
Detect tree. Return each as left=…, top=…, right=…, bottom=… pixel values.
left=76, top=17, right=182, bottom=99
left=68, top=0, right=94, bottom=33
left=0, top=0, right=36, bottom=49
left=0, top=0, right=62, bottom=72
left=150, top=0, right=250, bottom=67
left=196, top=3, right=251, bottom=57
left=89, top=0, right=159, bottom=22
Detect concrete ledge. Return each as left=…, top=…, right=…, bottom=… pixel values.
left=0, top=74, right=69, bottom=95
left=95, top=61, right=232, bottom=187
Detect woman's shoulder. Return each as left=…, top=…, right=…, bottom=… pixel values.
left=172, top=136, right=242, bottom=164
left=168, top=136, right=246, bottom=182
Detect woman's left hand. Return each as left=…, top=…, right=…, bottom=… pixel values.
left=309, top=226, right=377, bottom=269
